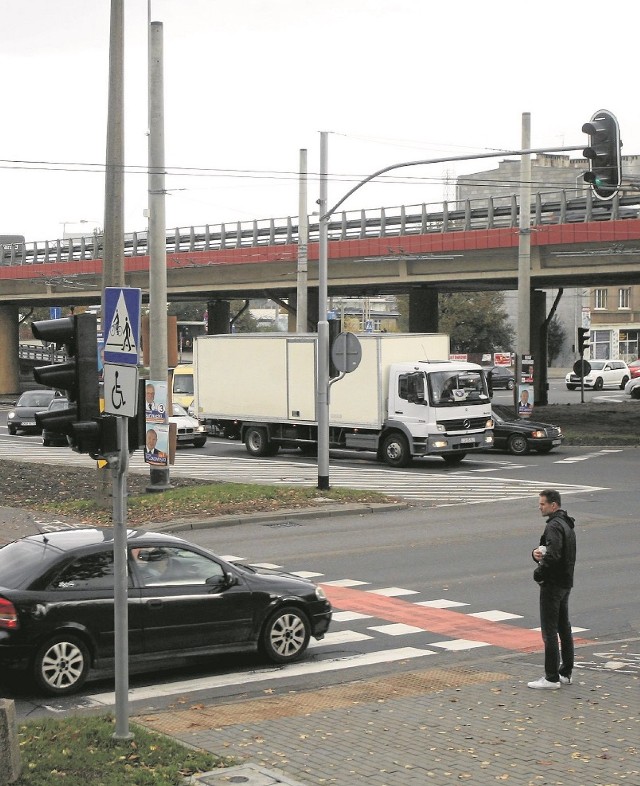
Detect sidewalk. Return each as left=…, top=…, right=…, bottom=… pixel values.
left=136, top=646, right=639, bottom=786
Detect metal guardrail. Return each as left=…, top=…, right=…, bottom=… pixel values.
left=3, top=189, right=640, bottom=269
left=18, top=344, right=66, bottom=363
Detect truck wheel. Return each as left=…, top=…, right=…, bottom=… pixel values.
left=244, top=426, right=272, bottom=457
left=442, top=452, right=467, bottom=465
left=381, top=433, right=411, bottom=468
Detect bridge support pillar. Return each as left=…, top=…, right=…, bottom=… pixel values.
left=206, top=300, right=231, bottom=334
left=531, top=289, right=548, bottom=406
left=0, top=305, right=20, bottom=396
left=408, top=289, right=439, bottom=333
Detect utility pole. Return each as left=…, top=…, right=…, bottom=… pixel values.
left=317, top=133, right=330, bottom=490
left=102, top=0, right=131, bottom=743
left=296, top=149, right=308, bottom=333
left=516, top=112, right=532, bottom=412
left=147, top=19, right=171, bottom=492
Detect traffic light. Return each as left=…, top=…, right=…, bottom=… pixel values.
left=577, top=327, right=591, bottom=356
left=31, top=313, right=101, bottom=454
left=582, top=109, right=622, bottom=200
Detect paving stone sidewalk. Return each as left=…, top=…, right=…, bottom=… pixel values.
left=137, top=648, right=639, bottom=786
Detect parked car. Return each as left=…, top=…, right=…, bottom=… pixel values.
left=565, top=360, right=630, bottom=391
left=627, top=359, right=640, bottom=379
left=624, top=376, right=640, bottom=399
left=491, top=405, right=563, bottom=455
left=0, top=528, right=332, bottom=696
left=6, top=389, right=60, bottom=435
left=486, top=366, right=515, bottom=391
left=170, top=402, right=207, bottom=447
left=41, top=397, right=70, bottom=446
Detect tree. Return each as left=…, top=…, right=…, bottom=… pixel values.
left=546, top=315, right=566, bottom=365
left=438, top=292, right=513, bottom=354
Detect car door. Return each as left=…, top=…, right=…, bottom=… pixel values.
left=131, top=546, right=254, bottom=655
left=46, top=548, right=144, bottom=660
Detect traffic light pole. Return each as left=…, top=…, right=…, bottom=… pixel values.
left=316, top=138, right=586, bottom=490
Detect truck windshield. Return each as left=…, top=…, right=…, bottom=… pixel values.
left=428, top=370, right=489, bottom=407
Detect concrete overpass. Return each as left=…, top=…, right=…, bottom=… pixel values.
left=2, top=188, right=640, bottom=395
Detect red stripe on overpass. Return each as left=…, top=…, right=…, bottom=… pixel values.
left=321, top=583, right=592, bottom=653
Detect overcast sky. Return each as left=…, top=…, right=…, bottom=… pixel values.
left=2, top=0, right=637, bottom=243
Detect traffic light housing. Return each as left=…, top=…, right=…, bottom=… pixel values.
left=582, top=109, right=622, bottom=200
left=31, top=313, right=101, bottom=454
left=577, top=327, right=591, bottom=356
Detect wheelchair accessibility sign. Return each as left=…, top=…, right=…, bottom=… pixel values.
left=103, top=363, right=139, bottom=418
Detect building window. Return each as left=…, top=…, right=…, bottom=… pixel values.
left=619, top=330, right=639, bottom=359
left=618, top=288, right=631, bottom=309
left=594, top=289, right=608, bottom=310
left=591, top=330, right=611, bottom=359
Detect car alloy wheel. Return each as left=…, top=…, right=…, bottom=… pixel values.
left=260, top=606, right=310, bottom=663
left=33, top=634, right=90, bottom=696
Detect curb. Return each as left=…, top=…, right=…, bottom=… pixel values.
left=151, top=502, right=409, bottom=533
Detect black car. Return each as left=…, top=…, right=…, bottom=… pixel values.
left=486, top=366, right=515, bottom=391
left=491, top=405, right=563, bottom=455
left=41, top=397, right=70, bottom=446
left=0, top=528, right=332, bottom=696
left=6, top=389, right=59, bottom=435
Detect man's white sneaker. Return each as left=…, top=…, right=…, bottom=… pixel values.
left=559, top=675, right=572, bottom=685
left=527, top=677, right=561, bottom=690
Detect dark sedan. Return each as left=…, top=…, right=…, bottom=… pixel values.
left=6, top=389, right=59, bottom=435
left=0, top=528, right=332, bottom=696
left=491, top=405, right=563, bottom=455
left=486, top=366, right=515, bottom=391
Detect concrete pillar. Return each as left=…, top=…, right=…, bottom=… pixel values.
left=0, top=698, right=21, bottom=783
left=0, top=305, right=20, bottom=397
left=206, top=300, right=231, bottom=334
left=531, top=289, right=548, bottom=405
left=408, top=289, right=439, bottom=333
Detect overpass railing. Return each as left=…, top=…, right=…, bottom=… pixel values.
left=3, top=188, right=640, bottom=268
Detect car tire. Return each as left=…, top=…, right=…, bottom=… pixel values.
left=441, top=452, right=467, bottom=465
left=566, top=384, right=576, bottom=391
left=620, top=376, right=629, bottom=390
left=381, top=432, right=412, bottom=468
left=32, top=634, right=90, bottom=696
left=260, top=606, right=310, bottom=663
left=631, top=387, right=640, bottom=400
left=593, top=377, right=604, bottom=391
left=192, top=437, right=207, bottom=448
left=42, top=435, right=51, bottom=447
left=507, top=433, right=529, bottom=455
left=7, top=425, right=16, bottom=435
left=506, top=379, right=515, bottom=390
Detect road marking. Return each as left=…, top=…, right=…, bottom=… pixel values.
left=86, top=647, right=436, bottom=706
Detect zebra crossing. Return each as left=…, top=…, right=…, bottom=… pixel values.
left=0, top=435, right=605, bottom=506
left=85, top=570, right=591, bottom=706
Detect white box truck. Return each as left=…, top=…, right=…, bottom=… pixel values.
left=194, top=333, right=494, bottom=467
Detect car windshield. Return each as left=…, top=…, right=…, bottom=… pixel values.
left=17, top=391, right=54, bottom=408
left=0, top=540, right=61, bottom=589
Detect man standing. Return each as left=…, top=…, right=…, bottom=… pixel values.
left=528, top=488, right=576, bottom=690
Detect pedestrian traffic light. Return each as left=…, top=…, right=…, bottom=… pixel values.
left=31, top=313, right=101, bottom=454
left=577, top=327, right=591, bottom=356
left=582, top=109, right=622, bottom=200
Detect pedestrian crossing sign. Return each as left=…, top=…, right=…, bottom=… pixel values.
left=103, top=287, right=142, bottom=366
